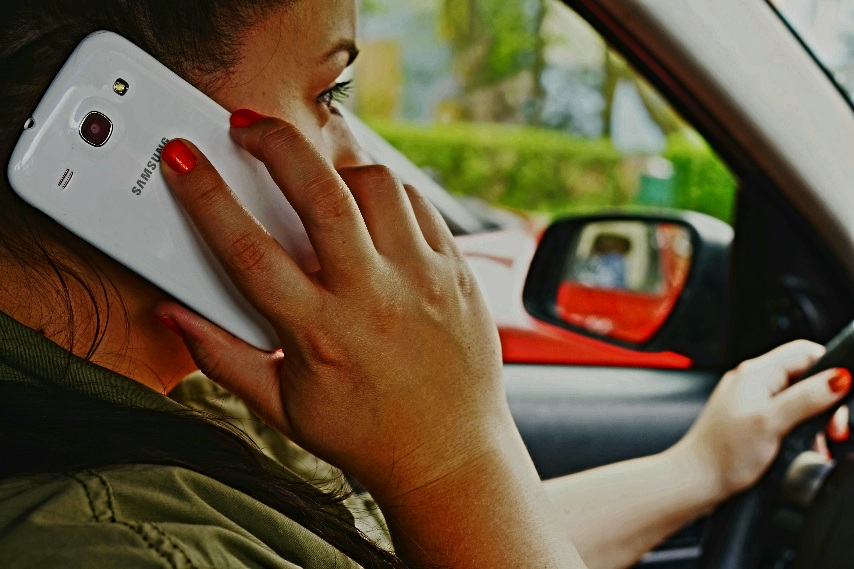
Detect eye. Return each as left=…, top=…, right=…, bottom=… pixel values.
left=317, top=80, right=353, bottom=112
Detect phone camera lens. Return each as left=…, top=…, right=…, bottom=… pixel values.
left=79, top=111, right=113, bottom=147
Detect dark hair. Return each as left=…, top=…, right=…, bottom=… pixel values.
left=0, top=0, right=282, bottom=354
left=0, top=2, right=405, bottom=567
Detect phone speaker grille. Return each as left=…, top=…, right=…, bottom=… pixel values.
left=57, top=169, right=74, bottom=190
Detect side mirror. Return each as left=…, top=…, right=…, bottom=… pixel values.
left=523, top=212, right=733, bottom=367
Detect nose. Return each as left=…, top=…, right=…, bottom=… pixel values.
left=327, top=114, right=373, bottom=169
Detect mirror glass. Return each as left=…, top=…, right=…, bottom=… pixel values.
left=555, top=221, right=693, bottom=343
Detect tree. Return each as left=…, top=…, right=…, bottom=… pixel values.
left=439, top=0, right=548, bottom=123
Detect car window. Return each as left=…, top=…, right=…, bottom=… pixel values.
left=353, top=0, right=736, bottom=228
left=769, top=0, right=854, bottom=108
left=351, top=0, right=738, bottom=368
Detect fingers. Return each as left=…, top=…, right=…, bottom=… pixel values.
left=229, top=118, right=379, bottom=279
left=338, top=166, right=430, bottom=258
left=327, top=113, right=374, bottom=168
left=404, top=184, right=456, bottom=254
left=160, top=139, right=316, bottom=322
left=828, top=405, right=851, bottom=442
left=741, top=340, right=826, bottom=395
left=774, top=368, right=852, bottom=434
left=155, top=300, right=290, bottom=436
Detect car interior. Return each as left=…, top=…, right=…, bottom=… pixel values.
left=478, top=1, right=854, bottom=567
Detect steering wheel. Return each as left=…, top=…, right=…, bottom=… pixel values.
left=699, top=387, right=849, bottom=568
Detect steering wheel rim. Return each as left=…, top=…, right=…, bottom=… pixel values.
left=698, top=409, right=841, bottom=569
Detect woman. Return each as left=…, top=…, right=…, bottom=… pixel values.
left=0, top=1, right=849, bottom=568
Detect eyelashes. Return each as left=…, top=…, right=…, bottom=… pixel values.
left=318, top=80, right=353, bottom=109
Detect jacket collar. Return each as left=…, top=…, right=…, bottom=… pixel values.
left=0, top=311, right=181, bottom=413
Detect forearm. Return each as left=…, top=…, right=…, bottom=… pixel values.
left=544, top=441, right=726, bottom=569
left=375, top=417, right=588, bottom=569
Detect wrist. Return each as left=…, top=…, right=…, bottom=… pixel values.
left=365, top=416, right=574, bottom=568
left=363, top=408, right=530, bottom=508
left=668, top=435, right=732, bottom=509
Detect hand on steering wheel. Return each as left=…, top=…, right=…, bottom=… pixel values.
left=678, top=341, right=851, bottom=501
left=685, top=341, right=852, bottom=569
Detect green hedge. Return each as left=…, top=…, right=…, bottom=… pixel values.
left=366, top=119, right=736, bottom=224
left=664, top=137, right=737, bottom=224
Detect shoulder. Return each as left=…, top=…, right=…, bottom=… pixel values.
left=0, top=465, right=359, bottom=569
left=170, top=372, right=338, bottom=484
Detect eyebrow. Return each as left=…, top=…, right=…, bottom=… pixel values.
left=323, top=40, right=360, bottom=67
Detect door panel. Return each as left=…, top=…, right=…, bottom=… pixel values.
left=504, top=365, right=720, bottom=568
left=505, top=365, right=719, bottom=478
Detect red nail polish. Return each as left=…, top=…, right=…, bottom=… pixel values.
left=830, top=368, right=852, bottom=394
left=157, top=315, right=185, bottom=338
left=230, top=109, right=267, bottom=128
left=162, top=140, right=197, bottom=174
left=829, top=423, right=851, bottom=443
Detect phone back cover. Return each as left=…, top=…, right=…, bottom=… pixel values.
left=7, top=31, right=317, bottom=351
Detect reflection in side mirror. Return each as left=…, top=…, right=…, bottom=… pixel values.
left=524, top=213, right=732, bottom=366
left=557, top=221, right=693, bottom=343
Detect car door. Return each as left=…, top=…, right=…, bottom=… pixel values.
left=511, top=2, right=854, bottom=566
left=351, top=1, right=854, bottom=567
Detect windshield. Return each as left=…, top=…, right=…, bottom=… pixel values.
left=770, top=0, right=854, bottom=103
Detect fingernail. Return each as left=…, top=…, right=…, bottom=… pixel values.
left=230, top=109, right=266, bottom=129
left=162, top=140, right=197, bottom=174
left=157, top=315, right=185, bottom=338
left=829, top=368, right=852, bottom=394
left=829, top=423, right=851, bottom=443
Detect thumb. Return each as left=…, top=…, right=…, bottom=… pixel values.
left=155, top=300, right=289, bottom=434
left=774, top=368, right=852, bottom=434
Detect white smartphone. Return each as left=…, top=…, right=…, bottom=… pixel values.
left=7, top=31, right=317, bottom=351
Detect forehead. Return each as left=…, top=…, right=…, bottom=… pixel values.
left=273, top=0, right=357, bottom=60
left=214, top=0, right=356, bottom=103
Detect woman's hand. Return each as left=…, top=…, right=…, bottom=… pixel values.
left=155, top=115, right=586, bottom=568
left=676, top=341, right=851, bottom=501
left=154, top=115, right=508, bottom=501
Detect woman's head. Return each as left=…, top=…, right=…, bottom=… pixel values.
left=0, top=0, right=362, bottom=383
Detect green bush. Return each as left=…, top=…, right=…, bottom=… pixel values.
left=366, top=119, right=737, bottom=224
left=664, top=137, right=737, bottom=224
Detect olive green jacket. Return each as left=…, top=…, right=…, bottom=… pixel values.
left=0, top=312, right=390, bottom=568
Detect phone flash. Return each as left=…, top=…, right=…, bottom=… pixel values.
left=113, top=79, right=130, bottom=96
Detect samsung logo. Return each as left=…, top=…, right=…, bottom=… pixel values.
left=131, top=137, right=169, bottom=196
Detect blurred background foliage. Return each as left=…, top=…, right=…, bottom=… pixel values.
left=355, top=0, right=737, bottom=224
left=368, top=119, right=736, bottom=222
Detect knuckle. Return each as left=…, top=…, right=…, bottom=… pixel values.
left=306, top=179, right=355, bottom=222
left=368, top=298, right=406, bottom=335
left=342, top=165, right=401, bottom=196
left=735, top=360, right=758, bottom=378
left=300, top=325, right=344, bottom=370
left=404, top=184, right=430, bottom=208
left=258, top=123, right=302, bottom=157
left=415, top=262, right=478, bottom=309
left=454, top=264, right=479, bottom=298
left=343, top=164, right=396, bottom=183
left=789, top=339, right=817, bottom=351
left=185, top=172, right=224, bottom=213
left=225, top=231, right=269, bottom=274
left=195, top=339, right=226, bottom=381
left=420, top=274, right=448, bottom=305
left=359, top=164, right=397, bottom=183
